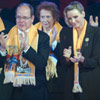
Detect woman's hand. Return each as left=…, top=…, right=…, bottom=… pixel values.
left=63, top=46, right=72, bottom=61
left=70, top=52, right=84, bottom=63
left=51, top=26, right=57, bottom=44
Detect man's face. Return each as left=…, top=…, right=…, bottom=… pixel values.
left=16, top=6, right=34, bottom=32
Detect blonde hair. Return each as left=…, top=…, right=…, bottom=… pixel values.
left=64, top=1, right=84, bottom=27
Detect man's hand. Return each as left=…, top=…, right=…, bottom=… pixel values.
left=0, top=32, right=8, bottom=52
left=20, top=31, right=29, bottom=50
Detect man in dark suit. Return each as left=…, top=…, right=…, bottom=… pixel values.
left=0, top=3, right=49, bottom=100
left=60, top=1, right=100, bottom=100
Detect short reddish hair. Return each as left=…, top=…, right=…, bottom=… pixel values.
left=36, top=1, right=60, bottom=21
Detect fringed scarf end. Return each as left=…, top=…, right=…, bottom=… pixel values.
left=13, top=75, right=36, bottom=87
left=46, top=56, right=58, bottom=80
left=3, top=71, right=15, bottom=84
left=72, top=82, right=83, bottom=93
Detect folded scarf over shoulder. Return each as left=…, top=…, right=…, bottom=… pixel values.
left=4, top=24, right=39, bottom=87
left=0, top=17, right=5, bottom=32
left=35, top=22, right=62, bottom=80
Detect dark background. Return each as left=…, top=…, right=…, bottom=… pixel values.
left=0, top=0, right=100, bottom=100
left=0, top=0, right=100, bottom=26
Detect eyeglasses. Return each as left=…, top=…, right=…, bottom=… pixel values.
left=16, top=16, right=31, bottom=20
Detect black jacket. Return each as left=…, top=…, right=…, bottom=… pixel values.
left=60, top=24, right=100, bottom=100
left=0, top=29, right=50, bottom=100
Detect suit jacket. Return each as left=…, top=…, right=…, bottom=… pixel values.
left=0, top=17, right=14, bottom=67
left=60, top=24, right=100, bottom=100
left=0, top=29, right=50, bottom=100
left=0, top=17, right=14, bottom=74
left=0, top=17, right=14, bottom=100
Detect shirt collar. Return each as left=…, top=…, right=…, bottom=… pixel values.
left=18, top=29, right=29, bottom=37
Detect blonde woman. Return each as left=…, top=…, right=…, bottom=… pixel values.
left=60, top=1, right=100, bottom=100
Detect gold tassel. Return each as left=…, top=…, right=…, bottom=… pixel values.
left=46, top=56, right=58, bottom=80
left=72, top=82, right=83, bottom=93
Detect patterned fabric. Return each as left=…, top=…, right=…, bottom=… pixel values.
left=3, top=24, right=39, bottom=87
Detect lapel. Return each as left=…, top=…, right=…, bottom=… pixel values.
left=65, top=28, right=73, bottom=48
left=81, top=24, right=92, bottom=54
left=68, top=28, right=74, bottom=56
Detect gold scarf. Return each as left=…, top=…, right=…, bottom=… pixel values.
left=35, top=22, right=62, bottom=80
left=72, top=20, right=87, bottom=93
left=0, top=17, right=5, bottom=74
left=35, top=21, right=62, bottom=44
left=4, top=24, right=39, bottom=86
left=0, top=17, right=5, bottom=32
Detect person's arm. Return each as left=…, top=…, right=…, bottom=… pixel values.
left=50, top=40, right=61, bottom=58
left=60, top=28, right=73, bottom=68
left=22, top=31, right=49, bottom=71
left=0, top=32, right=8, bottom=67
left=79, top=27, right=100, bottom=69
left=51, top=40, right=57, bottom=51
left=0, top=53, right=6, bottom=68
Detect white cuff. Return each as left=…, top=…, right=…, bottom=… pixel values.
left=23, top=46, right=30, bottom=53
left=0, top=50, right=7, bottom=56
left=51, top=40, right=57, bottom=51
